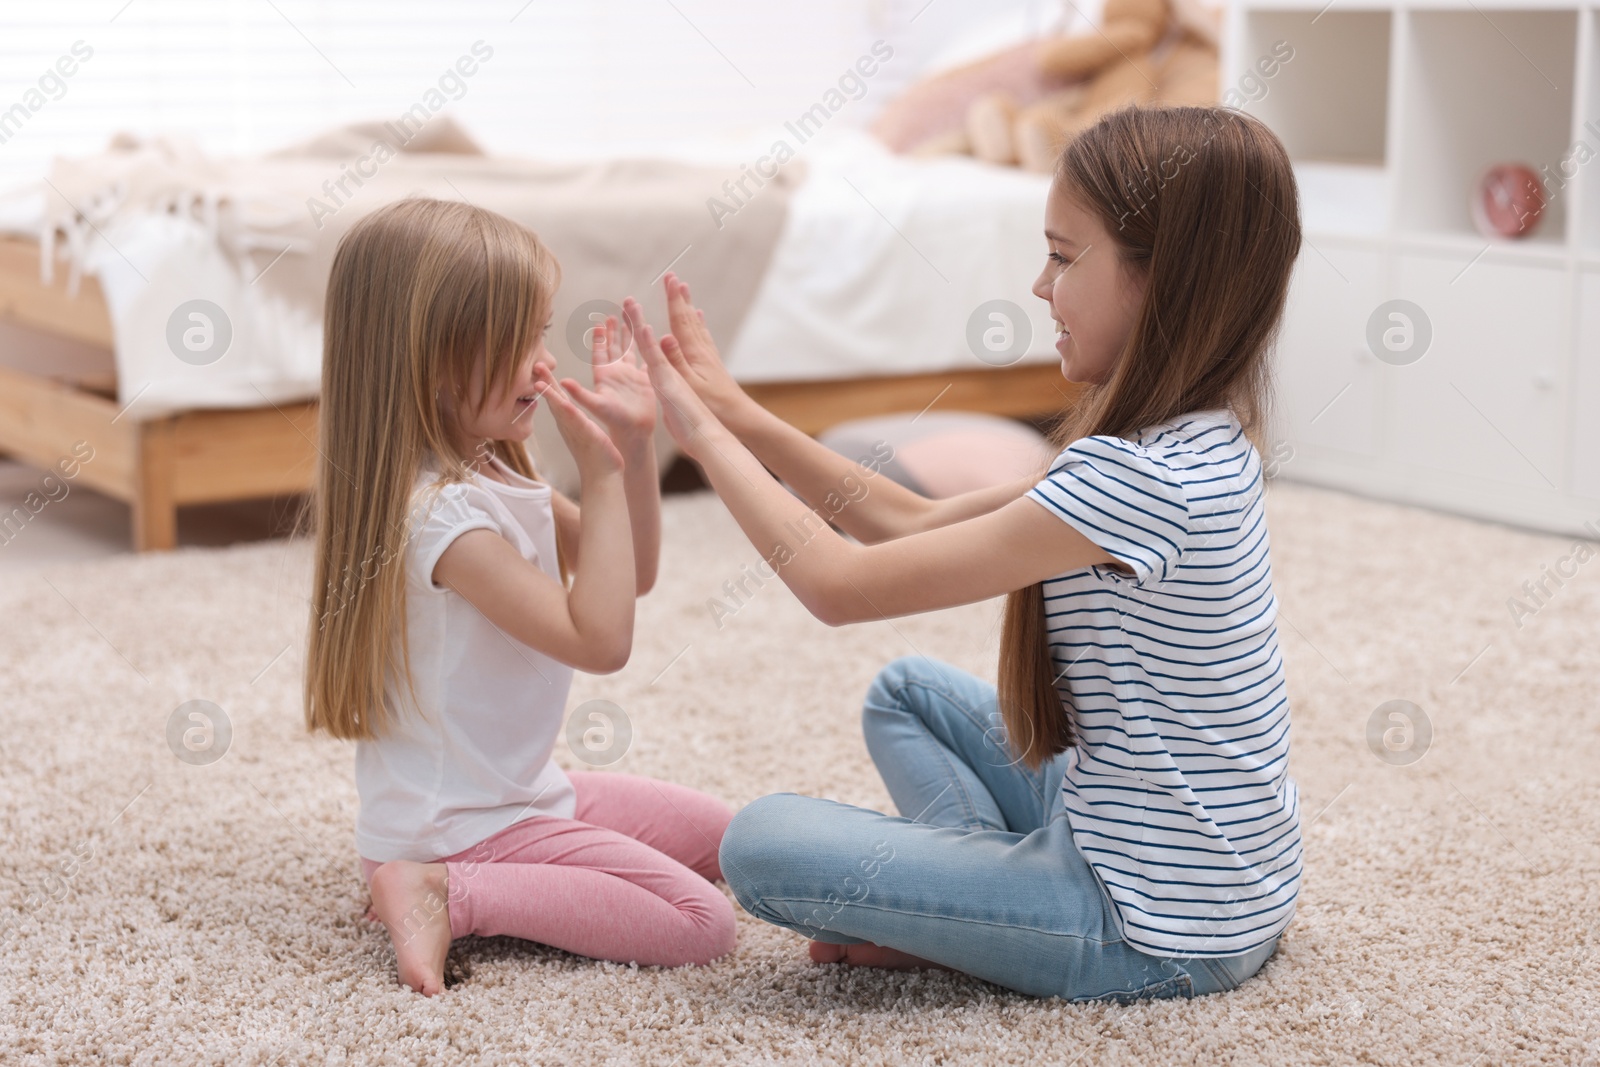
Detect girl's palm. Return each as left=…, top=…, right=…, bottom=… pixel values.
left=534, top=363, right=623, bottom=475
left=662, top=273, right=745, bottom=419
left=562, top=302, right=659, bottom=444
left=592, top=330, right=655, bottom=436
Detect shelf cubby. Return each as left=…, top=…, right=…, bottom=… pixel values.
left=1396, top=7, right=1578, bottom=247
left=1240, top=9, right=1393, bottom=167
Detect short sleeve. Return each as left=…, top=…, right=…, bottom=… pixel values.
left=1026, top=435, right=1191, bottom=585
left=406, top=481, right=502, bottom=591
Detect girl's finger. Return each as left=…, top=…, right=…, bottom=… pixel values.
left=635, top=323, right=661, bottom=368
left=542, top=389, right=584, bottom=435
left=640, top=328, right=671, bottom=373
left=665, top=275, right=695, bottom=336
left=622, top=299, right=648, bottom=367
left=659, top=333, right=690, bottom=374
left=533, top=365, right=583, bottom=415
left=543, top=383, right=612, bottom=450
left=666, top=277, right=710, bottom=351
left=538, top=377, right=579, bottom=419
left=606, top=315, right=624, bottom=365
left=532, top=364, right=570, bottom=404
left=590, top=320, right=607, bottom=365
left=559, top=375, right=603, bottom=406
left=560, top=378, right=616, bottom=422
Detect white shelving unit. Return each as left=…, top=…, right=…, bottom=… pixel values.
left=1224, top=0, right=1600, bottom=535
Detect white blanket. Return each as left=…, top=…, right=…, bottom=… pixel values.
left=726, top=131, right=1059, bottom=382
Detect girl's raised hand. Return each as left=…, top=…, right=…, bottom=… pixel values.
left=660, top=272, right=752, bottom=425
left=533, top=362, right=624, bottom=477
left=557, top=307, right=657, bottom=446
left=635, top=308, right=724, bottom=455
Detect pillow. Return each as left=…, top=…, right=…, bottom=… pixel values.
left=820, top=411, right=1053, bottom=498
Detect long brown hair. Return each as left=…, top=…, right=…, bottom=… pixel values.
left=303, top=197, right=562, bottom=740
left=997, top=105, right=1302, bottom=769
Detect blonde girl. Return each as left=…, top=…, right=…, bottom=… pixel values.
left=304, top=198, right=735, bottom=996
left=641, top=106, right=1303, bottom=1001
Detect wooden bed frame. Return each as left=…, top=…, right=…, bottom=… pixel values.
left=0, top=234, right=1078, bottom=551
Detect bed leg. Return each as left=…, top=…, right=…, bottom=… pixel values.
left=133, top=418, right=178, bottom=552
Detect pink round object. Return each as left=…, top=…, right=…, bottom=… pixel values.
left=1471, top=163, right=1546, bottom=239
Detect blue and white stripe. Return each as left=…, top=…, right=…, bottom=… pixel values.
left=1027, top=408, right=1300, bottom=958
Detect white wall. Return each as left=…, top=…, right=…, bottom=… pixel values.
left=0, top=0, right=1082, bottom=189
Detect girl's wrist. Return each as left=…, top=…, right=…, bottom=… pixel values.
left=684, top=422, right=738, bottom=464
left=620, top=432, right=657, bottom=462
left=576, top=459, right=627, bottom=490
left=716, top=392, right=766, bottom=439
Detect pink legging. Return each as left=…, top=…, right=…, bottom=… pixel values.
left=361, top=771, right=737, bottom=967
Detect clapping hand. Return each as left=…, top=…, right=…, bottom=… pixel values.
left=531, top=362, right=623, bottom=477
left=659, top=272, right=752, bottom=425
left=557, top=298, right=659, bottom=450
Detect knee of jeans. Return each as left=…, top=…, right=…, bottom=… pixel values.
left=861, top=655, right=926, bottom=730
left=718, top=793, right=811, bottom=907
left=866, top=655, right=923, bottom=702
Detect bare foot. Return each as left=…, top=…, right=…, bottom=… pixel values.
left=808, top=939, right=954, bottom=972
left=369, top=861, right=451, bottom=996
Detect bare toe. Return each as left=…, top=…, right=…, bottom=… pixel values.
left=808, top=940, right=848, bottom=964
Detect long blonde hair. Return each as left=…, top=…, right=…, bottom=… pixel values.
left=996, top=105, right=1302, bottom=769
left=303, top=197, right=562, bottom=740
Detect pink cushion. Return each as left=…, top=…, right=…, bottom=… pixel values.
left=820, top=412, right=1053, bottom=498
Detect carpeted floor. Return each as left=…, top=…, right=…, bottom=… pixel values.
left=1, top=482, right=1596, bottom=1065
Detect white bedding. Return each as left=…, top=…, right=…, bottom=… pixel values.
left=723, top=131, right=1059, bottom=382
left=0, top=130, right=1058, bottom=408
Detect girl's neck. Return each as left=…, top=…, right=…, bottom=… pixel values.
left=466, top=448, right=509, bottom=484
left=432, top=438, right=508, bottom=484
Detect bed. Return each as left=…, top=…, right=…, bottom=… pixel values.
left=0, top=127, right=1076, bottom=551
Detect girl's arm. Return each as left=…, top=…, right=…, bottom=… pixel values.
left=546, top=299, right=663, bottom=594
left=549, top=439, right=660, bottom=595
left=617, top=433, right=661, bottom=594
left=644, top=322, right=1119, bottom=625
left=719, top=389, right=1038, bottom=544
left=659, top=273, right=1036, bottom=542
left=434, top=368, right=636, bottom=673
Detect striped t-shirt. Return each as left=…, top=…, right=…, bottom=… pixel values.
left=1026, top=407, right=1300, bottom=958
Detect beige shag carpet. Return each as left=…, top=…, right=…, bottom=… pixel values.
left=2, top=482, right=1597, bottom=1066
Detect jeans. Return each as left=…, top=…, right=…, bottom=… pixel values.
left=718, top=656, right=1281, bottom=1001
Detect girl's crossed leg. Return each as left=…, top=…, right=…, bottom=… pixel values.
left=365, top=770, right=737, bottom=994
left=718, top=656, right=1279, bottom=1001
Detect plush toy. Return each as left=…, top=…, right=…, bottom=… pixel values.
left=871, top=0, right=1222, bottom=172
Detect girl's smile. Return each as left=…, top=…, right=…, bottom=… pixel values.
left=1053, top=322, right=1071, bottom=358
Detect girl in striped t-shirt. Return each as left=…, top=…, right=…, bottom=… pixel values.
left=641, top=105, right=1303, bottom=1001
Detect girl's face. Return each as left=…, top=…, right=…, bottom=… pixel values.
left=1032, top=182, right=1148, bottom=386
left=445, top=320, right=557, bottom=452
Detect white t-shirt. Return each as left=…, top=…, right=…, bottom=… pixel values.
left=354, top=454, right=577, bottom=863
left=1026, top=408, right=1301, bottom=958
